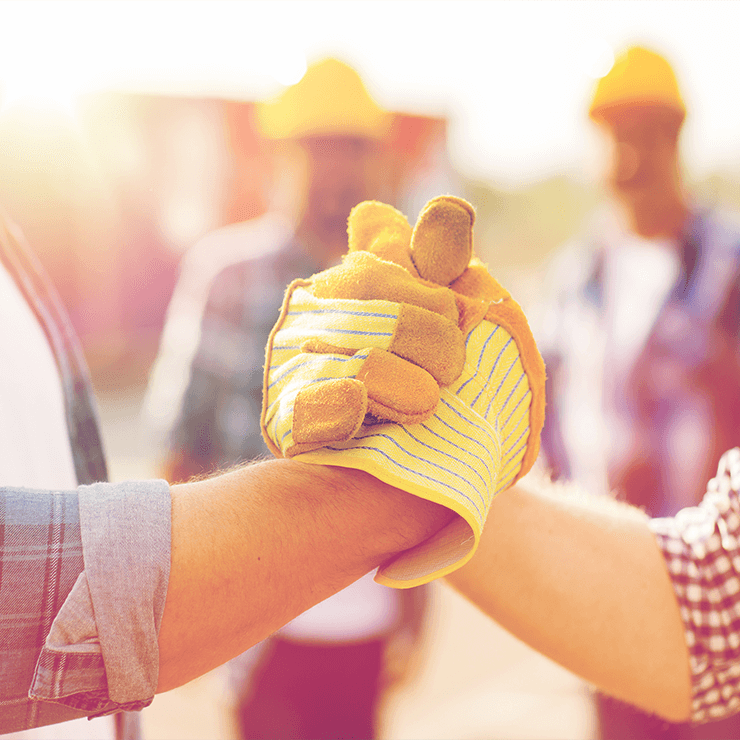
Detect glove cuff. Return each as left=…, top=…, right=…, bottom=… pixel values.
left=294, top=388, right=500, bottom=588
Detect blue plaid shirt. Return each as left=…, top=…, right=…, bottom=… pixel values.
left=540, top=207, right=740, bottom=516
left=0, top=213, right=170, bottom=735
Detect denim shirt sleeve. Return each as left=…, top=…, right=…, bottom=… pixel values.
left=29, top=480, right=171, bottom=717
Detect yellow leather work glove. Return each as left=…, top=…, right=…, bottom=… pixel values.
left=262, top=196, right=546, bottom=587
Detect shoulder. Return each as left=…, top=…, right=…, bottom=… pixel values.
left=184, top=213, right=293, bottom=285
left=208, top=240, right=298, bottom=302
left=541, top=208, right=613, bottom=303
left=162, top=213, right=293, bottom=323
left=544, top=240, right=598, bottom=293
left=193, top=212, right=293, bottom=261
left=529, top=218, right=607, bottom=348
left=202, top=220, right=300, bottom=310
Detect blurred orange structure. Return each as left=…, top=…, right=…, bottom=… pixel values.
left=0, top=88, right=451, bottom=387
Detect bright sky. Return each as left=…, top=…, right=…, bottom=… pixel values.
left=1, top=0, right=739, bottom=186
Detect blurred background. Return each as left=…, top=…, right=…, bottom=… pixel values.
left=3, top=1, right=740, bottom=738
left=3, top=0, right=739, bottom=383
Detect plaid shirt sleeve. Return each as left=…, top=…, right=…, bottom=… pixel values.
left=0, top=480, right=170, bottom=734
left=167, top=253, right=308, bottom=477
left=649, top=447, right=740, bottom=724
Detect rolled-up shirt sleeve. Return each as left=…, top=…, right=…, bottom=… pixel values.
left=29, top=479, right=171, bottom=717
left=649, top=447, right=740, bottom=724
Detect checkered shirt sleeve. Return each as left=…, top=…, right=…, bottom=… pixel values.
left=649, top=447, right=740, bottom=724
left=167, top=242, right=322, bottom=475
left=0, top=211, right=168, bottom=735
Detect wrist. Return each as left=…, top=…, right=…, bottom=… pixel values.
left=309, top=464, right=456, bottom=562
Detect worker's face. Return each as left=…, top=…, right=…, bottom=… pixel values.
left=600, top=106, right=683, bottom=228
left=298, top=135, right=387, bottom=252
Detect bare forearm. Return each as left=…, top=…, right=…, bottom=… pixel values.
left=446, top=478, right=692, bottom=722
left=157, top=458, right=452, bottom=692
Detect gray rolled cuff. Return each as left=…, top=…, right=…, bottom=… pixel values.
left=77, top=479, right=171, bottom=704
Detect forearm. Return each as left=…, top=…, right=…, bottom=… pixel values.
left=446, top=478, right=692, bottom=722
left=157, top=458, right=453, bottom=692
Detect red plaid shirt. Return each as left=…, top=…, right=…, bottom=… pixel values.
left=650, top=447, right=740, bottom=723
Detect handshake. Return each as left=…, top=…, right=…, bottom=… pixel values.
left=261, top=196, right=546, bottom=588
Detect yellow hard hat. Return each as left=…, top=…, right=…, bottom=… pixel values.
left=589, top=46, right=686, bottom=123
left=256, top=57, right=391, bottom=141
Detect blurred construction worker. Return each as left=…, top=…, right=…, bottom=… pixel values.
left=145, top=58, right=430, bottom=740
left=538, top=45, right=740, bottom=740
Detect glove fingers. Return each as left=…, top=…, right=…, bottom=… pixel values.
left=263, top=348, right=370, bottom=457
left=289, top=378, right=368, bottom=456
left=270, top=286, right=401, bottom=368
left=357, top=348, right=439, bottom=424
left=263, top=341, right=443, bottom=457
left=311, top=251, right=459, bottom=326
left=390, top=304, right=466, bottom=386
left=299, top=303, right=466, bottom=389
left=410, top=196, right=474, bottom=286
left=347, top=200, right=419, bottom=277
left=450, top=260, right=511, bottom=303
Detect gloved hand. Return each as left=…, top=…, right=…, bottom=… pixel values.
left=262, top=196, right=546, bottom=587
